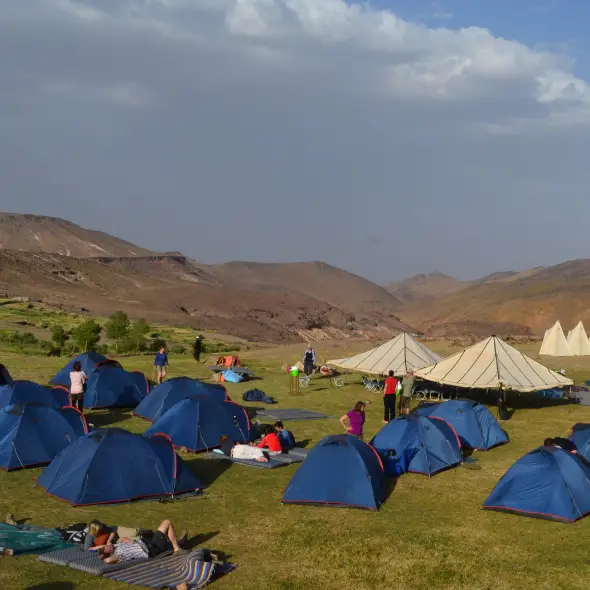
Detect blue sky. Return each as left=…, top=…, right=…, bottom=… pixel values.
left=374, top=0, right=590, bottom=75
left=1, top=1, right=590, bottom=283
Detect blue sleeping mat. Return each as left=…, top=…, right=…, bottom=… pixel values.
left=207, top=451, right=304, bottom=468
left=38, top=546, right=172, bottom=575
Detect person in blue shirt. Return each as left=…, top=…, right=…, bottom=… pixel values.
left=154, top=347, right=169, bottom=384
left=274, top=421, right=295, bottom=451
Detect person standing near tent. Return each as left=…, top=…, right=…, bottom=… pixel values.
left=383, top=370, right=398, bottom=423
left=399, top=370, right=414, bottom=415
left=340, top=401, right=366, bottom=440
left=302, top=345, right=316, bottom=377
left=154, top=346, right=169, bottom=384
left=193, top=336, right=203, bottom=363
left=69, top=361, right=87, bottom=413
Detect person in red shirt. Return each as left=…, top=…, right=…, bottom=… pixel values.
left=256, top=426, right=283, bottom=454
left=383, top=370, right=398, bottom=423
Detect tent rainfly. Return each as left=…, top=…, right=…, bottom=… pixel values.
left=539, top=321, right=573, bottom=357
left=415, top=336, right=573, bottom=393
left=567, top=321, right=590, bottom=356
left=327, top=332, right=442, bottom=377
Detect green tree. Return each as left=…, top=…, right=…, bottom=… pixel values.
left=105, top=311, right=130, bottom=341
left=71, top=319, right=102, bottom=352
left=51, top=324, right=68, bottom=348
left=131, top=318, right=150, bottom=337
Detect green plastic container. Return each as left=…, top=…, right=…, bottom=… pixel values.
left=290, top=366, right=299, bottom=377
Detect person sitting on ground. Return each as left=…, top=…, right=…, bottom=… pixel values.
left=274, top=421, right=295, bottom=451
left=84, top=521, right=115, bottom=551
left=544, top=437, right=577, bottom=453
left=216, top=435, right=269, bottom=463
left=256, top=425, right=283, bottom=454
left=96, top=520, right=186, bottom=564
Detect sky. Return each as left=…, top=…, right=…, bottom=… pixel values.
left=1, top=1, right=590, bottom=283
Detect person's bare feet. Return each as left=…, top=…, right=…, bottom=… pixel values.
left=5, top=514, right=16, bottom=526
left=176, top=583, right=188, bottom=590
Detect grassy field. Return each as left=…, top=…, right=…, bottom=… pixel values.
left=2, top=341, right=590, bottom=590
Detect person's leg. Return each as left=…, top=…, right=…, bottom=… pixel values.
left=157, top=520, right=181, bottom=552
left=383, top=396, right=388, bottom=422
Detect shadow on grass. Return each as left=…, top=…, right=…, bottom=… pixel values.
left=87, top=409, right=133, bottom=428
left=186, top=530, right=219, bottom=549
left=295, top=438, right=312, bottom=448
left=382, top=477, right=398, bottom=504
left=184, top=458, right=232, bottom=487
left=27, top=584, right=75, bottom=590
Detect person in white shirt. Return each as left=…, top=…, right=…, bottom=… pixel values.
left=70, top=361, right=87, bottom=413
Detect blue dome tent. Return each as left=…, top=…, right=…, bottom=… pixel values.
left=483, top=446, right=590, bottom=523
left=282, top=435, right=385, bottom=510
left=84, top=364, right=149, bottom=409
left=416, top=399, right=508, bottom=450
left=37, top=428, right=202, bottom=506
left=145, top=396, right=249, bottom=452
left=0, top=404, right=86, bottom=471
left=134, top=377, right=228, bottom=422
left=50, top=353, right=119, bottom=387
left=569, top=423, right=590, bottom=461
left=370, top=414, right=462, bottom=476
left=0, top=381, right=70, bottom=410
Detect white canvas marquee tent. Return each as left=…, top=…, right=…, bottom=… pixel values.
left=416, top=336, right=573, bottom=392
left=567, top=321, right=590, bottom=356
left=539, top=321, right=573, bottom=357
left=327, top=332, right=442, bottom=377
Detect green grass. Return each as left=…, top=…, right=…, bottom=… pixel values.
left=2, top=343, right=590, bottom=589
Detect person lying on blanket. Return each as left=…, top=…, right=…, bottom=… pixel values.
left=218, top=435, right=269, bottom=463
left=96, top=520, right=187, bottom=564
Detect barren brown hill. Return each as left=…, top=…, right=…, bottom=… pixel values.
left=0, top=213, right=158, bottom=258
left=0, top=250, right=412, bottom=342
left=208, top=261, right=403, bottom=314
left=385, top=272, right=468, bottom=303
left=398, top=259, right=590, bottom=336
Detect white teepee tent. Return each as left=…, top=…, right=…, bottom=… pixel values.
left=327, top=332, right=441, bottom=376
left=539, top=321, right=573, bottom=356
left=416, top=336, right=573, bottom=392
left=567, top=321, right=590, bottom=356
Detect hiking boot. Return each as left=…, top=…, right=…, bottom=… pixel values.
left=5, top=514, right=16, bottom=526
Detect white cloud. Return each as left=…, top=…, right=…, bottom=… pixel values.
left=2, top=0, right=590, bottom=280
left=34, top=0, right=589, bottom=127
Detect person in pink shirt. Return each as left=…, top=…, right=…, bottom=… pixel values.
left=340, top=401, right=366, bottom=441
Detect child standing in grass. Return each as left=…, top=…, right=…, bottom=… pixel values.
left=70, top=360, right=87, bottom=413
left=154, top=347, right=169, bottom=384
left=340, top=401, right=366, bottom=441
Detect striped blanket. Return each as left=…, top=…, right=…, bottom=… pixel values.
left=104, top=550, right=219, bottom=589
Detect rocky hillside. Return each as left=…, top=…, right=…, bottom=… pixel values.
left=0, top=213, right=158, bottom=258
left=385, top=272, right=468, bottom=303
left=0, top=211, right=413, bottom=342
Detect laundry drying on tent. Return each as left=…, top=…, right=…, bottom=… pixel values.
left=0, top=364, right=12, bottom=387
left=569, top=423, right=590, bottom=461
left=539, top=321, right=573, bottom=357
left=144, top=396, right=250, bottom=452
left=37, top=428, right=202, bottom=506
left=282, top=434, right=385, bottom=510
left=0, top=381, right=70, bottom=409
left=566, top=321, right=590, bottom=356
left=416, top=399, right=508, bottom=450
left=84, top=364, right=149, bottom=409
left=50, top=352, right=120, bottom=387
left=134, top=377, right=227, bottom=422
left=0, top=404, right=87, bottom=471
left=483, top=445, right=590, bottom=523
left=370, top=414, right=462, bottom=476
left=416, top=336, right=573, bottom=392
left=328, top=332, right=441, bottom=376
